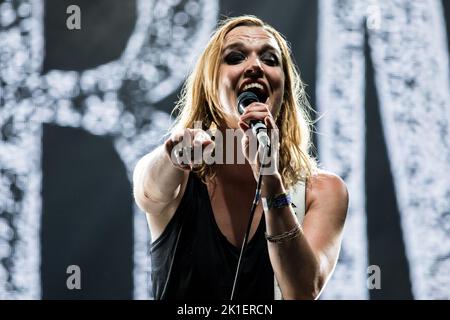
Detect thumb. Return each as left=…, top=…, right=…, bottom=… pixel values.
left=264, top=116, right=275, bottom=129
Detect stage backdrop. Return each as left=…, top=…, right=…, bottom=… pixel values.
left=0, top=0, right=449, bottom=299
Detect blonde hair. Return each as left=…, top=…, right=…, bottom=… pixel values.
left=170, top=15, right=317, bottom=188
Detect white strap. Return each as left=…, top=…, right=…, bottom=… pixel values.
left=290, top=180, right=306, bottom=224
left=273, top=180, right=306, bottom=300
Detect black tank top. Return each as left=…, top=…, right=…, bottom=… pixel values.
left=150, top=172, right=274, bottom=300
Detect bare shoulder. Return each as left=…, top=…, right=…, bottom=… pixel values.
left=308, top=170, right=348, bottom=194
left=306, top=169, right=349, bottom=212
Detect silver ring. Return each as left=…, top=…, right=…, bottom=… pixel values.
left=177, top=145, right=192, bottom=158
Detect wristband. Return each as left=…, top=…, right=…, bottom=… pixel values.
left=262, top=192, right=296, bottom=212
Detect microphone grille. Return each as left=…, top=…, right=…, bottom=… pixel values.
left=237, top=91, right=259, bottom=115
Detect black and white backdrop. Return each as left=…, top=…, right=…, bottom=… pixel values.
left=0, top=0, right=449, bottom=299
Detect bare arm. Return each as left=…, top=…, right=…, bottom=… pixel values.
left=262, top=172, right=349, bottom=300
left=133, top=145, right=186, bottom=215
left=133, top=128, right=214, bottom=215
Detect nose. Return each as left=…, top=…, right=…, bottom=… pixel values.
left=244, top=55, right=263, bottom=78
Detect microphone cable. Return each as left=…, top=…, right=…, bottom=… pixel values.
left=230, top=149, right=268, bottom=300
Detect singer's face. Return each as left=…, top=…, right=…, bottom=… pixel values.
left=218, top=26, right=285, bottom=128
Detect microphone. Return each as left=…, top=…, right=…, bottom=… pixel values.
left=237, top=91, right=271, bottom=148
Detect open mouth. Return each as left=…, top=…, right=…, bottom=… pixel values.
left=238, top=82, right=269, bottom=103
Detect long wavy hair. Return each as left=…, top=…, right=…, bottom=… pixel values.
left=169, top=15, right=317, bottom=188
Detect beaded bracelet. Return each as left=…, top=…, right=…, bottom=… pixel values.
left=265, top=224, right=302, bottom=243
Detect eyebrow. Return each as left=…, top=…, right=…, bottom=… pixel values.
left=222, top=42, right=281, bottom=56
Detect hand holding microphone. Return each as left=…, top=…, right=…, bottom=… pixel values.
left=237, top=91, right=271, bottom=149
left=237, top=91, right=279, bottom=178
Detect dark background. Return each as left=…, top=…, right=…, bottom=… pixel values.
left=38, top=0, right=450, bottom=299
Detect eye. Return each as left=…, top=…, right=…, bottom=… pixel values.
left=261, top=52, right=279, bottom=66
left=224, top=51, right=246, bottom=65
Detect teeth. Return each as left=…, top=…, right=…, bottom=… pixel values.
left=242, top=83, right=264, bottom=92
